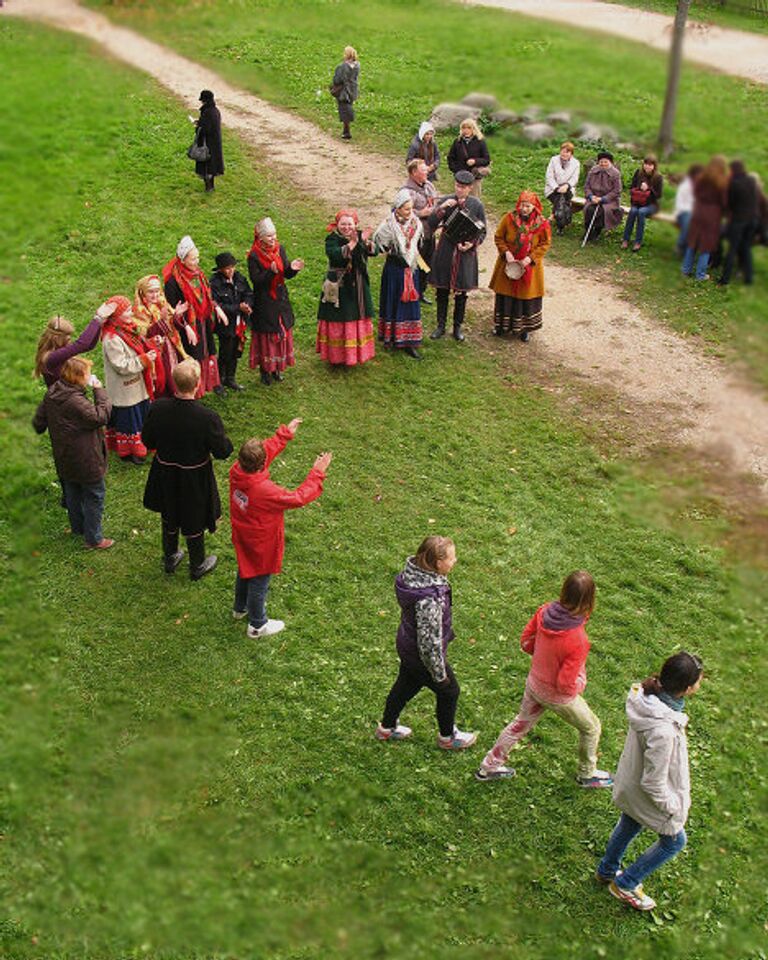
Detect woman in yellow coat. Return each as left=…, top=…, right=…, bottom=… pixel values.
left=490, top=191, right=552, bottom=342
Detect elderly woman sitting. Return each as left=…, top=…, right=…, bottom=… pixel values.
left=583, top=151, right=623, bottom=242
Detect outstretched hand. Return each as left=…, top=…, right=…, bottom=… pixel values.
left=314, top=452, right=333, bottom=472
left=96, top=301, right=116, bottom=321
left=287, top=418, right=303, bottom=436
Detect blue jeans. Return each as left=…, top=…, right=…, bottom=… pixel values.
left=682, top=247, right=710, bottom=280
left=676, top=211, right=692, bottom=254
left=598, top=813, right=687, bottom=890
left=623, top=205, right=656, bottom=245
left=234, top=573, right=271, bottom=629
left=63, top=478, right=105, bottom=546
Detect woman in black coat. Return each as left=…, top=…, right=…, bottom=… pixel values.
left=447, top=118, right=490, bottom=197
left=248, top=217, right=305, bottom=386
left=192, top=89, right=224, bottom=192
left=718, top=160, right=758, bottom=286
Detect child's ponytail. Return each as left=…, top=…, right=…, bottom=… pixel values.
left=642, top=651, right=703, bottom=698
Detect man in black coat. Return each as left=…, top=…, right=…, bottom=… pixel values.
left=141, top=359, right=233, bottom=580
left=192, top=89, right=224, bottom=192
left=427, top=170, right=486, bottom=341
left=210, top=252, right=253, bottom=390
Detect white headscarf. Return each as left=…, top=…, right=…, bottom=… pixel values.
left=418, top=121, right=435, bottom=141
left=256, top=217, right=277, bottom=238
left=176, top=235, right=196, bottom=260
left=392, top=189, right=412, bottom=211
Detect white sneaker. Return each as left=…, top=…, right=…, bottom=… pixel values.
left=247, top=619, right=285, bottom=639
left=437, top=728, right=477, bottom=751
left=232, top=609, right=247, bottom=621
left=375, top=723, right=413, bottom=741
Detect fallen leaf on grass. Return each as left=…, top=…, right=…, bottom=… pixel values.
left=507, top=527, right=518, bottom=535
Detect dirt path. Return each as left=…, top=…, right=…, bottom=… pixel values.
left=465, top=0, right=768, bottom=85
left=5, top=0, right=768, bottom=491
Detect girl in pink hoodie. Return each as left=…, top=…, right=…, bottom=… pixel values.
left=476, top=570, right=612, bottom=787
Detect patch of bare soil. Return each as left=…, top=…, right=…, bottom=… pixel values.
left=5, top=0, right=768, bottom=498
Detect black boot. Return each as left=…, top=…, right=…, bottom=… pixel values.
left=260, top=369, right=272, bottom=386
left=342, top=122, right=351, bottom=140
left=431, top=289, right=449, bottom=339
left=162, top=524, right=184, bottom=574
left=403, top=345, right=423, bottom=361
left=204, top=176, right=215, bottom=192
left=228, top=359, right=244, bottom=390
left=453, top=294, right=467, bottom=341
left=188, top=533, right=217, bottom=581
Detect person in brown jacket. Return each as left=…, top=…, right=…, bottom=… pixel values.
left=33, top=356, right=114, bottom=549
left=682, top=155, right=729, bottom=281
left=490, top=191, right=552, bottom=341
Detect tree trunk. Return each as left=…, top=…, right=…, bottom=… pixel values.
left=658, top=0, right=692, bottom=158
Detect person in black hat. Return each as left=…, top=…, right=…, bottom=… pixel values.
left=189, top=89, right=223, bottom=192
left=583, top=152, right=623, bottom=241
left=210, top=252, right=253, bottom=391
left=426, top=169, right=486, bottom=341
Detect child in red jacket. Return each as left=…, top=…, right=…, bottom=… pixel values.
left=230, top=418, right=331, bottom=638
left=475, top=570, right=612, bottom=787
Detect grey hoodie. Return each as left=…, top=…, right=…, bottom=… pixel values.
left=612, top=684, right=691, bottom=835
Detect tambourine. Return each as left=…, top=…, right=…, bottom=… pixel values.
left=504, top=260, right=525, bottom=280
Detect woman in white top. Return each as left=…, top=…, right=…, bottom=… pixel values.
left=545, top=141, right=581, bottom=234
left=674, top=163, right=703, bottom=257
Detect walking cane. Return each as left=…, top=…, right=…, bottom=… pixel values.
left=581, top=201, right=601, bottom=248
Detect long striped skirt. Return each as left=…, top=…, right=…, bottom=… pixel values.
left=493, top=294, right=543, bottom=335
left=316, top=318, right=375, bottom=366
left=378, top=259, right=422, bottom=348
left=249, top=321, right=295, bottom=373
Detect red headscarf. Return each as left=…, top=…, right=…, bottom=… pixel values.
left=326, top=208, right=359, bottom=232
left=249, top=228, right=284, bottom=301
left=101, top=295, right=158, bottom=400
left=161, top=256, right=214, bottom=327
left=509, top=191, right=550, bottom=284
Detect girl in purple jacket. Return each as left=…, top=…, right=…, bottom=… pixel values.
left=376, top=536, right=477, bottom=750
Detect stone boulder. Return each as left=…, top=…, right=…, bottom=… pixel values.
left=546, top=110, right=572, bottom=126
left=520, top=105, right=541, bottom=123
left=522, top=122, right=556, bottom=142
left=461, top=92, right=499, bottom=112
left=430, top=102, right=481, bottom=132
left=576, top=121, right=604, bottom=142
left=490, top=109, right=519, bottom=126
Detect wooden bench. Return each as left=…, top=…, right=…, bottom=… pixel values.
left=571, top=194, right=677, bottom=225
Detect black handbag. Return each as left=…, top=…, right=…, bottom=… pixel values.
left=187, top=136, right=210, bottom=162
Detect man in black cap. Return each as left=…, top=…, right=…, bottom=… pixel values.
left=427, top=169, right=486, bottom=341
left=210, top=252, right=253, bottom=391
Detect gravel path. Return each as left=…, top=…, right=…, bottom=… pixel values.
left=464, top=0, right=768, bottom=85
left=6, top=0, right=768, bottom=491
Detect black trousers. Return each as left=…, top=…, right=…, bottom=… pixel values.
left=162, top=518, right=206, bottom=570
left=381, top=660, right=460, bottom=738
left=217, top=334, right=241, bottom=382
left=720, top=220, right=754, bottom=285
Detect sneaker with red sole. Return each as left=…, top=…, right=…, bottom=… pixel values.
left=375, top=723, right=412, bottom=741
left=609, top=880, right=656, bottom=911
left=437, top=728, right=477, bottom=751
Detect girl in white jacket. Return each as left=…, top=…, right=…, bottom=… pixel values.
left=596, top=651, right=704, bottom=911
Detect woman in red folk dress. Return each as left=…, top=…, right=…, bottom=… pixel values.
left=133, top=274, right=190, bottom=397
left=162, top=235, right=224, bottom=397
left=248, top=217, right=305, bottom=386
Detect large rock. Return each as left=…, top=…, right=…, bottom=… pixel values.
left=520, top=105, right=541, bottom=123
left=546, top=110, right=572, bottom=126
left=490, top=109, right=519, bottom=126
left=461, top=92, right=498, bottom=112
left=522, top=122, right=556, bottom=142
left=430, top=102, right=481, bottom=132
left=576, top=122, right=604, bottom=142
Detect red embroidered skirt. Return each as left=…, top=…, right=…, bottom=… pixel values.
left=316, top=318, right=375, bottom=366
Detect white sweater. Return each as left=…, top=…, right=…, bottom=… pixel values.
left=545, top=155, right=581, bottom=197
left=102, top=334, right=150, bottom=408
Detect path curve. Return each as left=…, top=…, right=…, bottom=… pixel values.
left=5, top=0, right=768, bottom=491
left=465, top=0, right=768, bottom=85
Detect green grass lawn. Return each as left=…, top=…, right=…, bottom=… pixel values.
left=82, top=0, right=768, bottom=391
left=2, top=15, right=767, bottom=960
left=603, top=0, right=768, bottom=36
